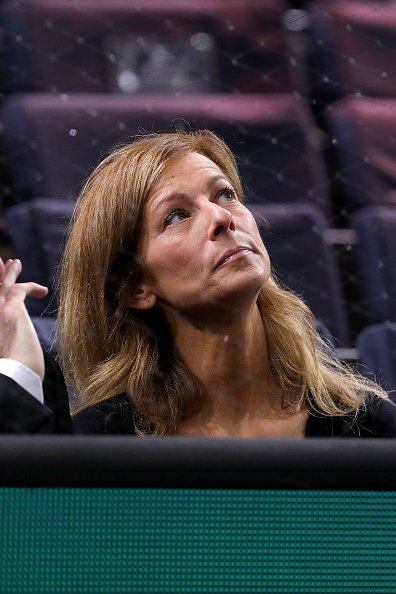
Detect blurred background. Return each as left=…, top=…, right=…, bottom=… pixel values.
left=0, top=0, right=395, bottom=395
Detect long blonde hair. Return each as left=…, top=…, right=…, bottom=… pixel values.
left=58, top=130, right=388, bottom=434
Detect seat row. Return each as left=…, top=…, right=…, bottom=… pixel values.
left=0, top=0, right=303, bottom=97
left=1, top=93, right=396, bottom=220
left=6, top=198, right=396, bottom=348
left=1, top=0, right=395, bottom=103
left=0, top=0, right=395, bottom=221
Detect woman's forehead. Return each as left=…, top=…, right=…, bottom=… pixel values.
left=164, top=151, right=225, bottom=179
left=148, top=152, right=229, bottom=200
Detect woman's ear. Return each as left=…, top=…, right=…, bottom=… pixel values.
left=127, top=286, right=157, bottom=310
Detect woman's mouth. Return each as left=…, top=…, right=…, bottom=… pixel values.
left=215, top=246, right=253, bottom=269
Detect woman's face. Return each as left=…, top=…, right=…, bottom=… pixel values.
left=132, top=151, right=270, bottom=317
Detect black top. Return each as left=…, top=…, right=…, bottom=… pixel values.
left=2, top=347, right=396, bottom=437
left=72, top=392, right=396, bottom=438
left=0, top=353, right=72, bottom=434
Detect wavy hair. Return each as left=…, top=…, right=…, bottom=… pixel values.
left=58, top=130, right=388, bottom=434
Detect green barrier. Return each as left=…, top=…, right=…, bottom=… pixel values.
left=1, top=488, right=396, bottom=594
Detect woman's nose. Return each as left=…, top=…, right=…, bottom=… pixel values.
left=207, top=202, right=236, bottom=240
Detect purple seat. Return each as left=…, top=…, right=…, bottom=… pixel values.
left=0, top=0, right=304, bottom=96
left=5, top=198, right=75, bottom=316
left=357, top=322, right=396, bottom=401
left=249, top=202, right=349, bottom=346
left=31, top=316, right=58, bottom=354
left=309, top=1, right=396, bottom=102
left=1, top=93, right=331, bottom=214
left=351, top=206, right=396, bottom=325
left=325, top=97, right=396, bottom=213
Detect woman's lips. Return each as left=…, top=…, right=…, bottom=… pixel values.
left=215, top=246, right=252, bottom=269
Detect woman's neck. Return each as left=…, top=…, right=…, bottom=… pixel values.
left=164, top=302, right=305, bottom=436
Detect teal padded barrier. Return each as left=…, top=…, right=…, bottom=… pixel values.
left=1, top=488, right=396, bottom=593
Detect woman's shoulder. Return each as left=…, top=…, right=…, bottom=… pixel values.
left=72, top=394, right=136, bottom=435
left=359, top=393, right=396, bottom=437
left=306, top=394, right=396, bottom=438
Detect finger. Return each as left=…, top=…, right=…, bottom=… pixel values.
left=0, top=259, right=12, bottom=304
left=3, top=259, right=17, bottom=282
left=0, top=257, right=5, bottom=282
left=26, top=283, right=49, bottom=298
left=0, top=260, right=20, bottom=305
left=5, top=282, right=48, bottom=301
left=1, top=259, right=22, bottom=289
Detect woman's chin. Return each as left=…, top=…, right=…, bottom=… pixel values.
left=230, top=263, right=269, bottom=290
left=210, top=269, right=269, bottom=309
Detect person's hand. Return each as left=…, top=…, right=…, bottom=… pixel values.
left=0, top=258, right=48, bottom=381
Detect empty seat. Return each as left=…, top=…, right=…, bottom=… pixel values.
left=1, top=93, right=331, bottom=213
left=31, top=316, right=58, bottom=354
left=357, top=322, right=396, bottom=400
left=325, top=97, right=396, bottom=213
left=249, top=201, right=349, bottom=346
left=309, top=0, right=396, bottom=102
left=5, top=198, right=75, bottom=315
left=0, top=0, right=305, bottom=96
left=351, top=206, right=396, bottom=325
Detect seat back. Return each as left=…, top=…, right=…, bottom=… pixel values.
left=0, top=0, right=301, bottom=95
left=357, top=322, right=396, bottom=400
left=249, top=202, right=349, bottom=346
left=310, top=1, right=396, bottom=101
left=351, top=206, right=396, bottom=324
left=325, top=97, right=396, bottom=213
left=1, top=93, right=331, bottom=213
left=5, top=198, right=75, bottom=315
left=31, top=316, right=58, bottom=354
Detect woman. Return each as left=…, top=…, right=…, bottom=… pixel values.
left=58, top=129, right=395, bottom=437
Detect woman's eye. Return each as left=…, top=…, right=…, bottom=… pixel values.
left=164, top=209, right=189, bottom=227
left=217, top=187, right=236, bottom=203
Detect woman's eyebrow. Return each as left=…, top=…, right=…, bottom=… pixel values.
left=151, top=175, right=231, bottom=214
left=151, top=192, right=189, bottom=215
left=207, top=174, right=230, bottom=189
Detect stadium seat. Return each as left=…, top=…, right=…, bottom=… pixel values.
left=1, top=93, right=331, bottom=213
left=0, top=0, right=305, bottom=96
left=249, top=201, right=349, bottom=346
left=4, top=198, right=75, bottom=316
left=31, top=316, right=58, bottom=354
left=309, top=0, right=396, bottom=102
left=325, top=97, right=396, bottom=213
left=350, top=206, right=396, bottom=325
left=356, top=322, right=396, bottom=400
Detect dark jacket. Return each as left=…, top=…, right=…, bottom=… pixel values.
left=3, top=351, right=396, bottom=437
left=73, top=392, right=396, bottom=438
left=0, top=353, right=72, bottom=433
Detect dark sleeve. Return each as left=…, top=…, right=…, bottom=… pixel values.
left=42, top=352, right=73, bottom=433
left=0, top=351, right=72, bottom=434
left=306, top=394, right=396, bottom=438
left=357, top=395, right=396, bottom=437
left=72, top=395, right=136, bottom=435
left=0, top=374, right=54, bottom=433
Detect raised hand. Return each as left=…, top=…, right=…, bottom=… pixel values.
left=0, top=258, right=48, bottom=380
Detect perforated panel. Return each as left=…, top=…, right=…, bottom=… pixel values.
left=1, top=488, right=396, bottom=593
